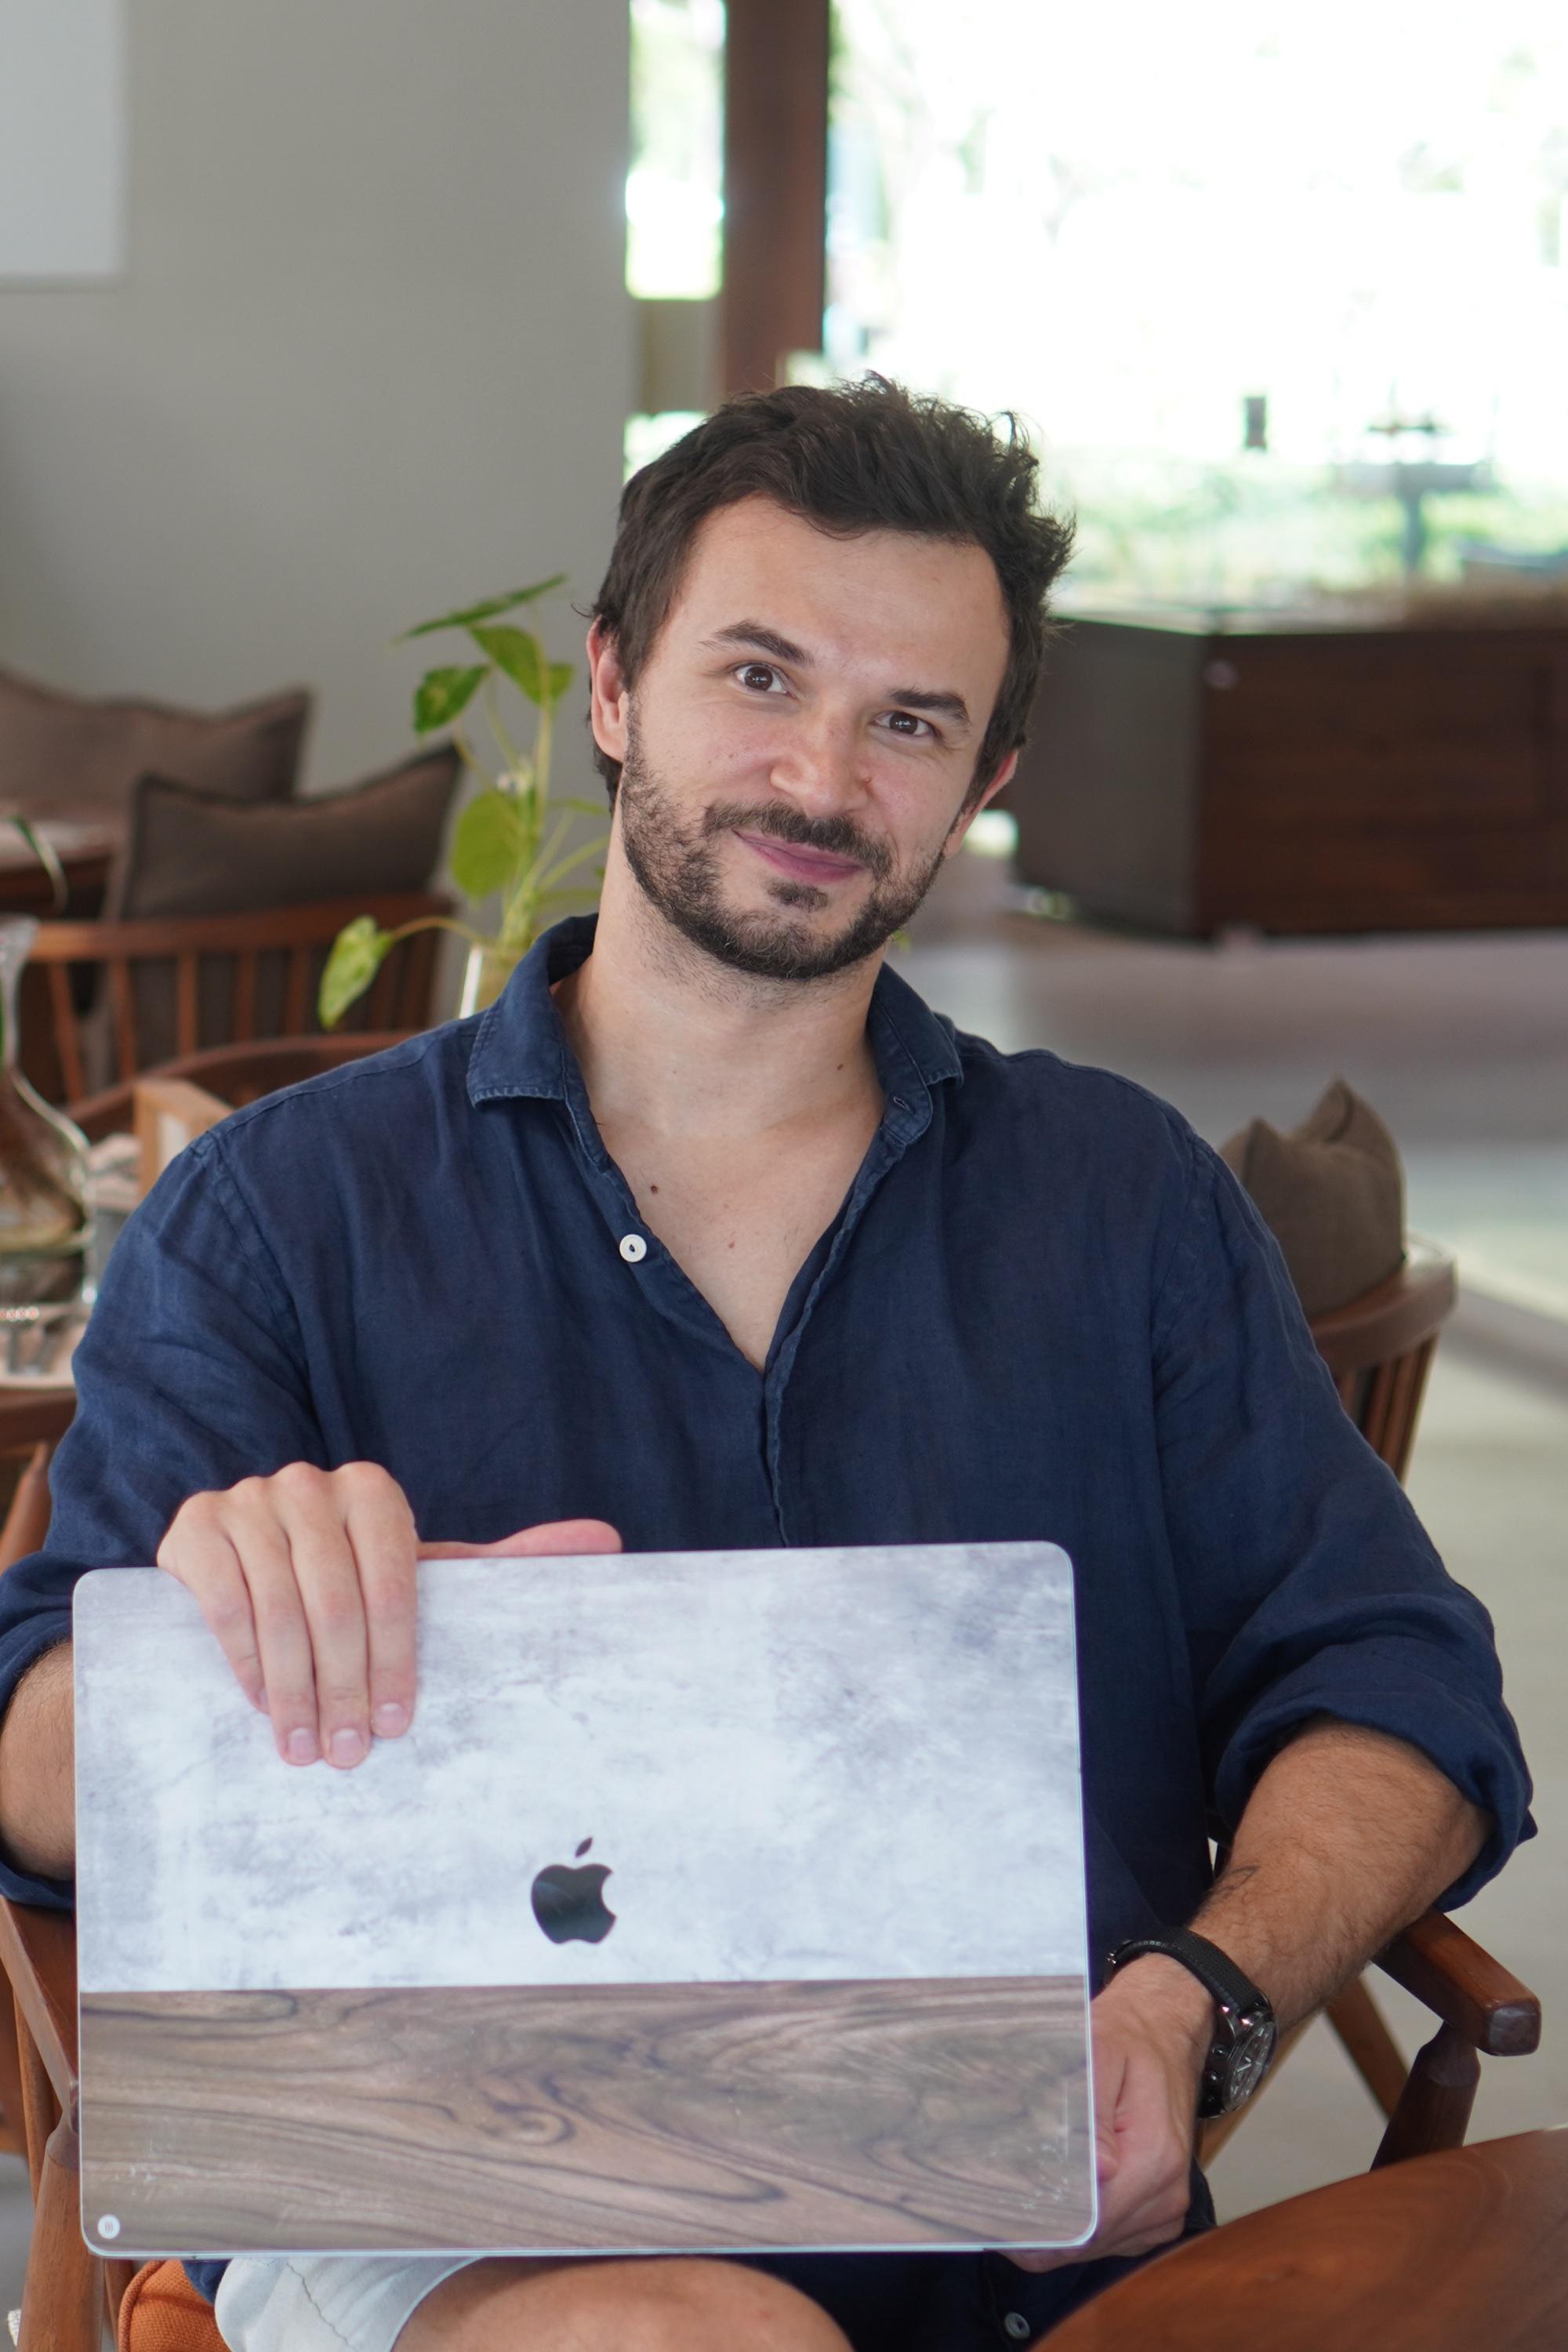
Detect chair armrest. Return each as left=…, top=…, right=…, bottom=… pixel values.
left=1375, top=1908, right=1540, bottom=2056
left=0, top=1898, right=78, bottom=2106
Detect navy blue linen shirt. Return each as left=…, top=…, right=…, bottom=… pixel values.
left=0, top=916, right=1531, bottom=2307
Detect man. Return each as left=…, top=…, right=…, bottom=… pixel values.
left=0, top=379, right=1530, bottom=2352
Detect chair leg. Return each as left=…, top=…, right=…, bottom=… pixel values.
left=14, top=2005, right=56, bottom=2205
left=18, top=2104, right=100, bottom=2352
left=0, top=1997, right=27, bottom=2160
left=1325, top=1976, right=1407, bottom=2121
left=1372, top=2019, right=1479, bottom=2168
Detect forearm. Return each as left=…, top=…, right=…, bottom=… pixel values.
left=1192, top=1716, right=1488, bottom=2028
left=0, top=1642, right=75, bottom=1882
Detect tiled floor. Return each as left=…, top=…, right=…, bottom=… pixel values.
left=1, top=859, right=1561, bottom=2308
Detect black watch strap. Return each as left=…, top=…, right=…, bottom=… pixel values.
left=1104, top=1926, right=1278, bottom=2118
left=1105, top=1926, right=1266, bottom=2021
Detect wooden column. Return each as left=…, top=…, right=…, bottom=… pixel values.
left=721, top=0, right=830, bottom=394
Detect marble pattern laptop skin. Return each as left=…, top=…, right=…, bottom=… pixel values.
left=74, top=1542, right=1095, bottom=2258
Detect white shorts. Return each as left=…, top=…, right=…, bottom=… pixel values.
left=213, top=2256, right=480, bottom=2352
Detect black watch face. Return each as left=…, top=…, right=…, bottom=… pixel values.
left=1218, top=2015, right=1277, bottom=2111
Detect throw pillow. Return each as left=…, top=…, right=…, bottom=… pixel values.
left=0, top=665, right=309, bottom=813
left=1219, top=1077, right=1405, bottom=1318
left=94, top=747, right=460, bottom=1075
left=113, top=746, right=461, bottom=920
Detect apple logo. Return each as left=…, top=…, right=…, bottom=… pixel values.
left=530, top=1836, right=617, bottom=1945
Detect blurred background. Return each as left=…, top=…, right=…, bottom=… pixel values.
left=0, top=0, right=1563, bottom=2302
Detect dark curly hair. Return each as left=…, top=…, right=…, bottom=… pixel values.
left=590, top=376, right=1074, bottom=804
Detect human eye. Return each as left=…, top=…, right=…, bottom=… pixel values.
left=734, top=662, right=789, bottom=695
left=878, top=708, right=938, bottom=742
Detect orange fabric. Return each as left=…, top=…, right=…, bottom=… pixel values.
left=117, top=2259, right=226, bottom=2352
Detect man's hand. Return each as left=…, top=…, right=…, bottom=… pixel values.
left=1006, top=1955, right=1208, bottom=2274
left=157, top=1461, right=620, bottom=1772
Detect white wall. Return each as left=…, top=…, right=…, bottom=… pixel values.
left=0, top=0, right=632, bottom=793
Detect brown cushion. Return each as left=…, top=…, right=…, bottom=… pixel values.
left=0, top=664, right=309, bottom=813
left=113, top=746, right=462, bottom=920
left=94, top=749, right=460, bottom=1075
left=1219, top=1078, right=1405, bottom=1318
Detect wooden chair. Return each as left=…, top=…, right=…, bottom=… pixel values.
left=0, top=1035, right=415, bottom=1580
left=1046, top=2129, right=1568, bottom=2350
left=0, top=1243, right=1539, bottom=2349
left=1200, top=1237, right=1490, bottom=2169
left=26, top=893, right=445, bottom=1106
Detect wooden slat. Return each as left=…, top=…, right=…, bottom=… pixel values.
left=1327, top=1977, right=1409, bottom=2121
left=0, top=1900, right=78, bottom=2107
left=365, top=949, right=397, bottom=1029
left=283, top=946, right=309, bottom=1034
left=234, top=949, right=259, bottom=1043
left=108, top=959, right=137, bottom=1087
left=44, top=965, right=85, bottom=1104
left=175, top=953, right=199, bottom=1057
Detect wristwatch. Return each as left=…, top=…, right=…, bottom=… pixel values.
left=1104, top=1927, right=1277, bottom=2118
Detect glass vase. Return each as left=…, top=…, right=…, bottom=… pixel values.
left=458, top=942, right=522, bottom=1018
left=0, top=917, right=92, bottom=1307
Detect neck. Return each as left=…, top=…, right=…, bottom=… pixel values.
left=555, top=854, right=884, bottom=1142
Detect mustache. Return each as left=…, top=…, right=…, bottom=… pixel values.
left=702, top=800, right=895, bottom=882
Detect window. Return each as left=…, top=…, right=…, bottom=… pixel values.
left=829, top=1, right=1568, bottom=599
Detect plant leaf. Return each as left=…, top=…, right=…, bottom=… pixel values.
left=546, top=660, right=575, bottom=706
left=469, top=625, right=546, bottom=704
left=412, top=665, right=486, bottom=733
left=5, top=816, right=67, bottom=909
left=318, top=917, right=391, bottom=1030
left=400, top=575, right=568, bottom=641
left=450, top=788, right=530, bottom=898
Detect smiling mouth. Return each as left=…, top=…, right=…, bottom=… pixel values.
left=734, top=830, right=867, bottom=885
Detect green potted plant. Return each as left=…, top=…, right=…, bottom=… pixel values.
left=319, top=575, right=607, bottom=1028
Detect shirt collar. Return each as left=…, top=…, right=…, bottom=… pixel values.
left=466, top=913, right=964, bottom=1108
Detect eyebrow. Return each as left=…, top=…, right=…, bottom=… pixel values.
left=701, top=621, right=974, bottom=732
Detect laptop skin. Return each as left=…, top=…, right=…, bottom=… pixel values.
left=74, top=1542, right=1096, bottom=2257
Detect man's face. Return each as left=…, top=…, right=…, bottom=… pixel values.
left=589, top=497, right=1016, bottom=982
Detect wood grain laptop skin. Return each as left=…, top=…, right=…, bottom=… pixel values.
left=74, top=1544, right=1095, bottom=2258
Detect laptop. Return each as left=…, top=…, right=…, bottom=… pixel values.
left=74, top=1541, right=1096, bottom=2259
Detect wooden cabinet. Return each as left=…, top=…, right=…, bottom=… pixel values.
left=1008, top=610, right=1568, bottom=935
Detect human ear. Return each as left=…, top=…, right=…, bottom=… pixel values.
left=586, top=619, right=631, bottom=765
left=943, top=748, right=1018, bottom=855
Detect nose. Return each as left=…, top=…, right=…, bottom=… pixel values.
left=768, top=704, right=870, bottom=820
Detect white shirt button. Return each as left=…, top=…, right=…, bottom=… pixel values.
left=619, top=1233, right=648, bottom=1264
left=1003, top=2317, right=1032, bottom=2343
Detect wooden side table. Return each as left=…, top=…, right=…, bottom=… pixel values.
left=1045, top=2129, right=1568, bottom=2350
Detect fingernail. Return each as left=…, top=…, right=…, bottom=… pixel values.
left=372, top=1702, right=408, bottom=1737
left=285, top=1727, right=318, bottom=1764
left=329, top=1727, right=367, bottom=1766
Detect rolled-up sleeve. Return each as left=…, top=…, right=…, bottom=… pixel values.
left=1152, top=1131, right=1533, bottom=1908
left=0, top=1132, right=324, bottom=1907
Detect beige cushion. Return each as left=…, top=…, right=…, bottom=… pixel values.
left=0, top=664, right=309, bottom=813
left=1219, top=1078, right=1405, bottom=1318
left=113, top=746, right=461, bottom=920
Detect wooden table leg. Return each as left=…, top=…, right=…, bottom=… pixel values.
left=18, top=2104, right=100, bottom=2352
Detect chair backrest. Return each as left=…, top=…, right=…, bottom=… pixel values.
left=71, top=1031, right=415, bottom=1143
left=1306, top=1237, right=1457, bottom=1481
left=27, top=893, right=446, bottom=1105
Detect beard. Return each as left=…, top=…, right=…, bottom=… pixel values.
left=615, top=720, right=952, bottom=984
